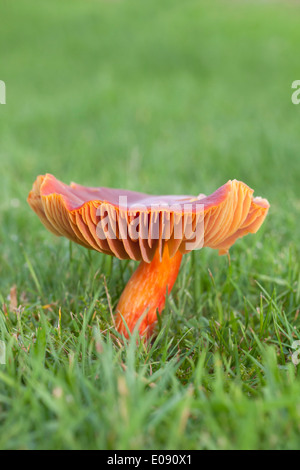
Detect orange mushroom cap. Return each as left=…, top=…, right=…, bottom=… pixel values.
left=28, top=174, right=269, bottom=338
left=28, top=174, right=269, bottom=260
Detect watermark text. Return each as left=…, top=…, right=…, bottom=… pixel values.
left=292, top=340, right=300, bottom=365
left=95, top=197, right=205, bottom=251
left=0, top=340, right=6, bottom=365
left=291, top=80, right=300, bottom=105
left=0, top=80, right=6, bottom=104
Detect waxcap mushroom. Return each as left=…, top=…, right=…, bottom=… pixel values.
left=28, top=174, right=269, bottom=337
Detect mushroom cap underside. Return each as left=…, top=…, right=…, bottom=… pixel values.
left=28, top=174, right=269, bottom=262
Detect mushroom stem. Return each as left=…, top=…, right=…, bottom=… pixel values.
left=115, top=246, right=183, bottom=338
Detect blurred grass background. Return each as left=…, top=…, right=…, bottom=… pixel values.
left=0, top=0, right=300, bottom=450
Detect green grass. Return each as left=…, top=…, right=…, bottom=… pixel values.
left=0, top=0, right=300, bottom=450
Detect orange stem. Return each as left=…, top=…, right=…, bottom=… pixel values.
left=115, top=246, right=183, bottom=338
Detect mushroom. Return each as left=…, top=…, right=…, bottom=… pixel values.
left=28, top=174, right=269, bottom=338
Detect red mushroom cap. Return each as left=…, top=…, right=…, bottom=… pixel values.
left=28, top=174, right=269, bottom=262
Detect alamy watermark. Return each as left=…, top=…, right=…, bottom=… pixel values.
left=291, top=80, right=300, bottom=105
left=95, top=198, right=205, bottom=251
left=291, top=340, right=300, bottom=366
left=0, top=80, right=6, bottom=104
left=0, top=340, right=6, bottom=365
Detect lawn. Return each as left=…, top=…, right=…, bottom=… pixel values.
left=0, top=0, right=300, bottom=450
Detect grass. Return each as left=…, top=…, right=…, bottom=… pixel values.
left=0, top=0, right=300, bottom=450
